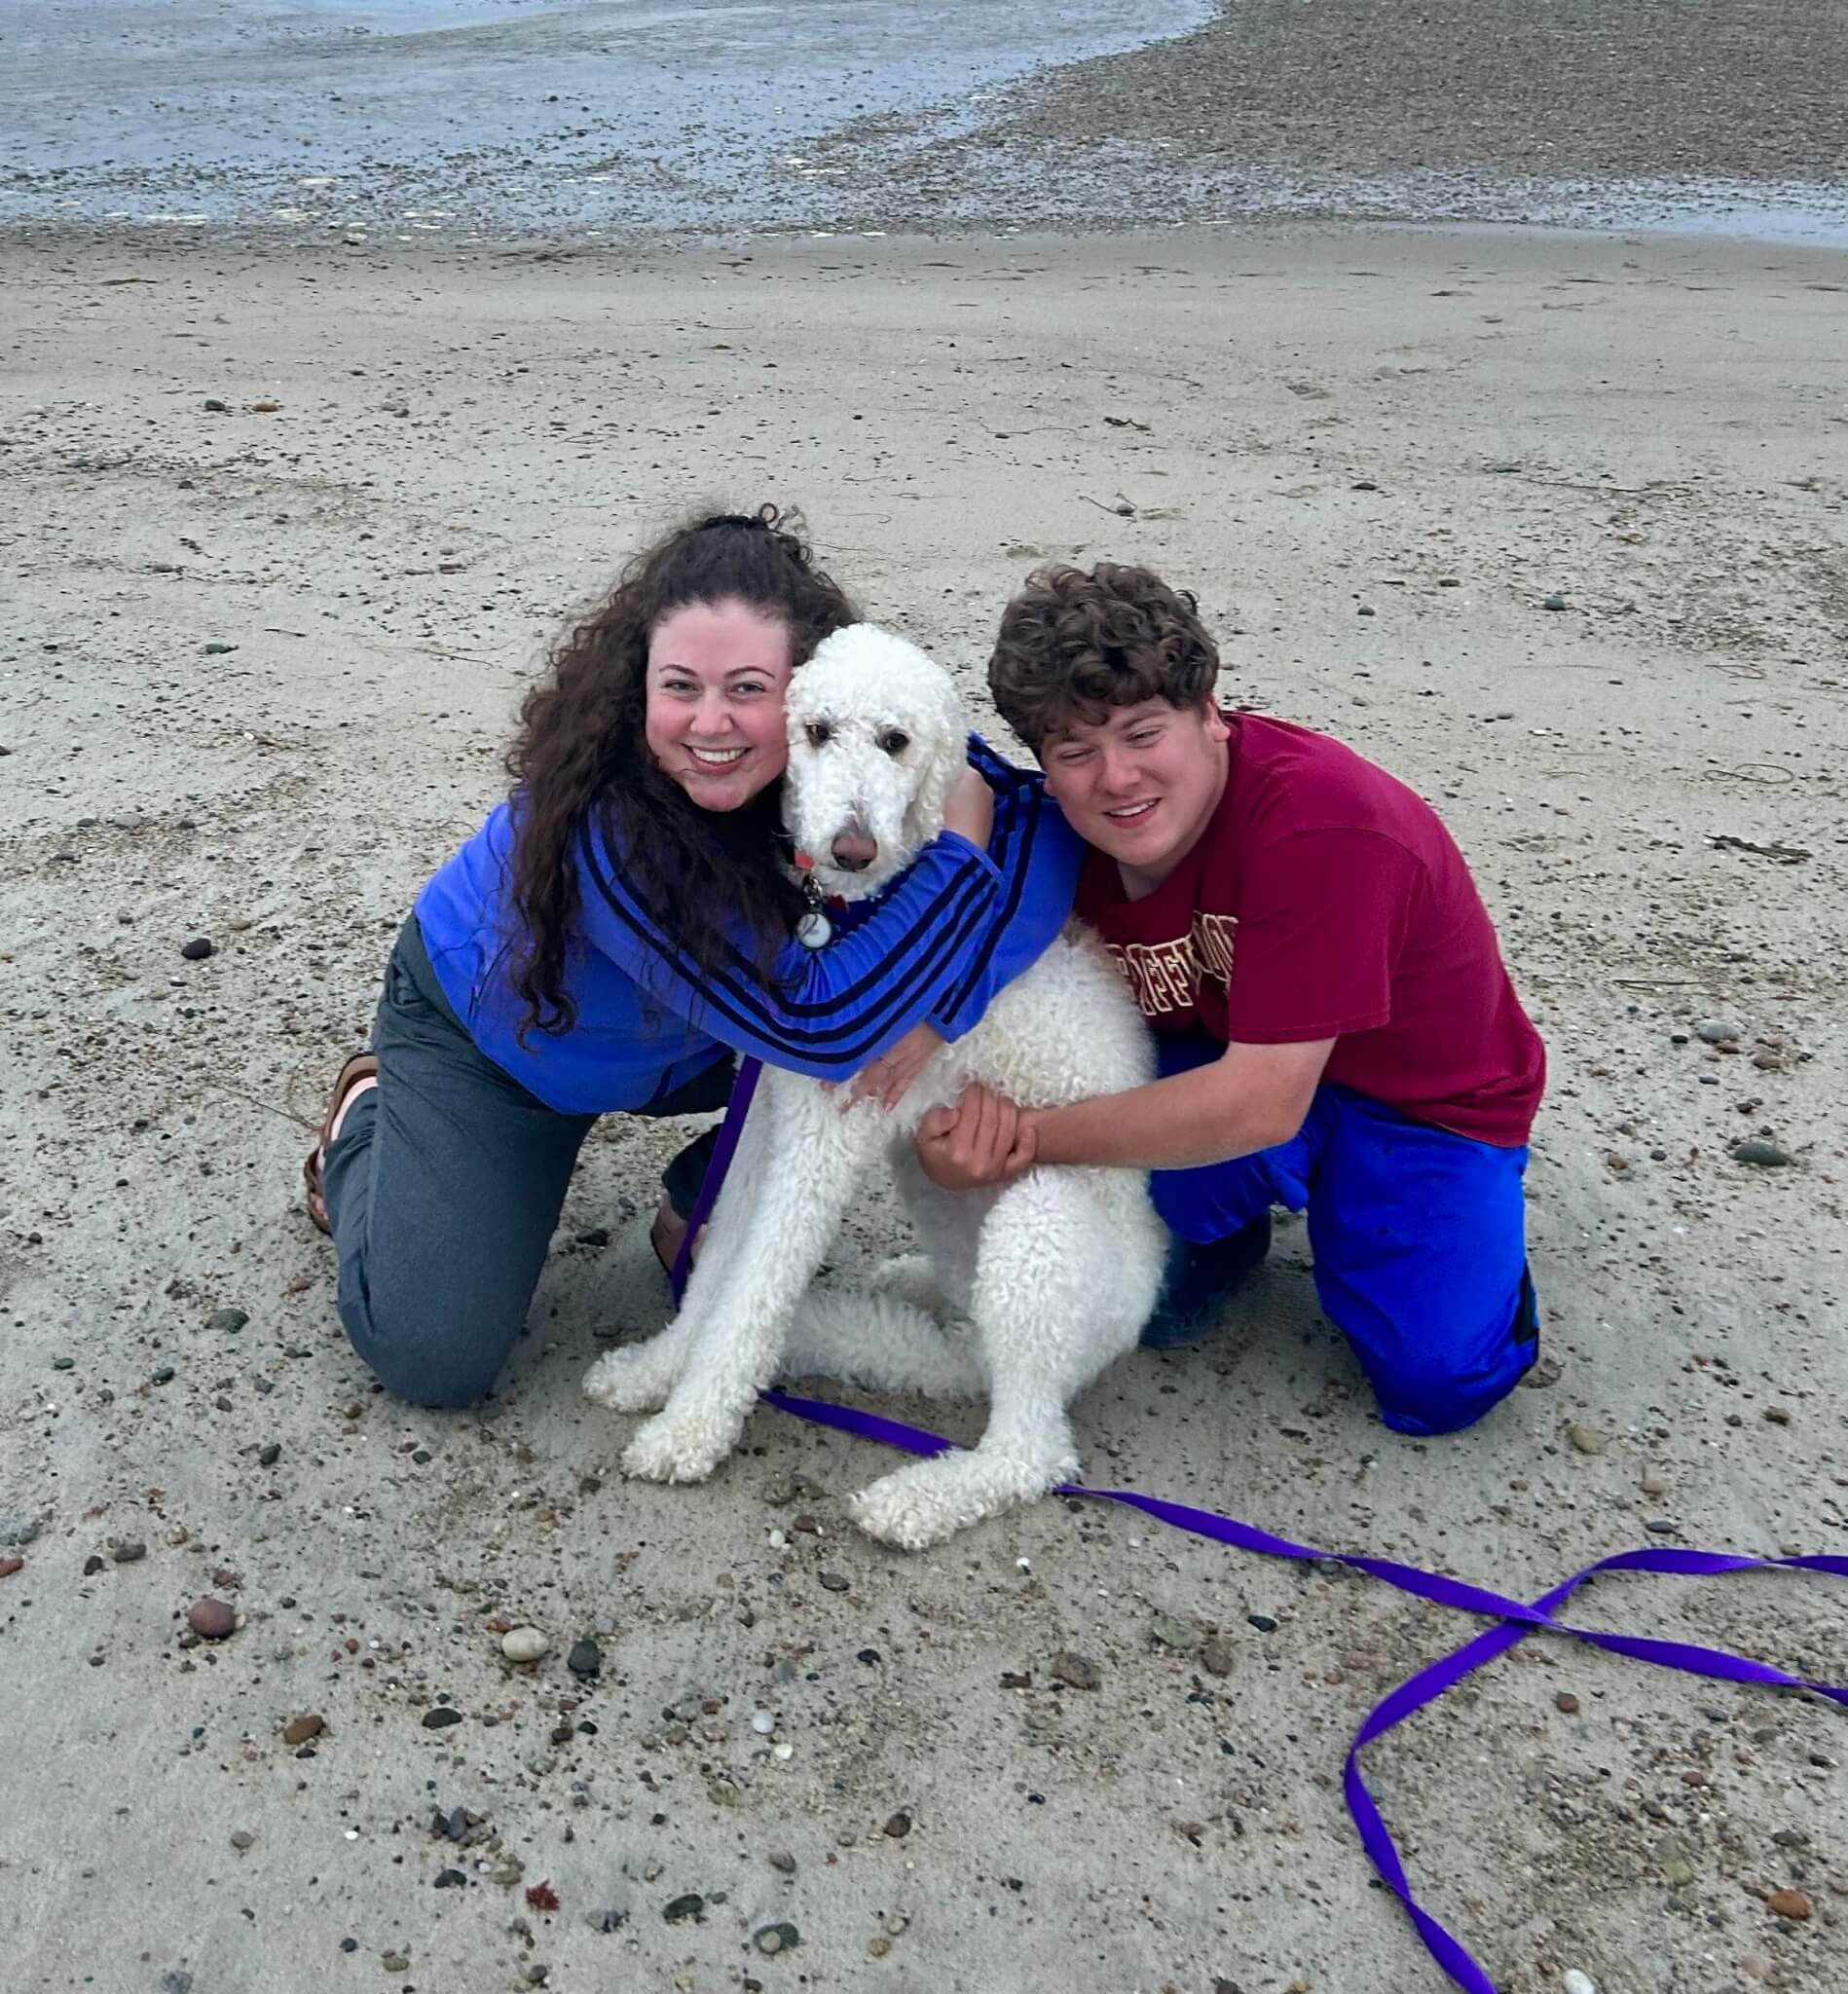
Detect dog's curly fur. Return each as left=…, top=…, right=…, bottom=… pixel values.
left=582, top=625, right=1165, bottom=1548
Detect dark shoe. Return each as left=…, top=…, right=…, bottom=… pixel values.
left=1140, top=1213, right=1273, bottom=1349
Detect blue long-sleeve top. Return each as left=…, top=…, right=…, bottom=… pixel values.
left=412, top=737, right=1080, bottom=1115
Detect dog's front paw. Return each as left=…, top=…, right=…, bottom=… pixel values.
left=848, top=1449, right=1070, bottom=1550
left=582, top=1344, right=679, bottom=1414
left=621, top=1409, right=736, bottom=1485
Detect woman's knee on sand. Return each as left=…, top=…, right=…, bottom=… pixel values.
left=336, top=1252, right=528, bottom=1409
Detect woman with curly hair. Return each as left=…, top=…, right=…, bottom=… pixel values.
left=304, top=507, right=1078, bottom=1408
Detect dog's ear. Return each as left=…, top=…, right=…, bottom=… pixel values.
left=901, top=671, right=969, bottom=849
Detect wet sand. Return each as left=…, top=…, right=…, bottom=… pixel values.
left=5, top=1, right=1848, bottom=241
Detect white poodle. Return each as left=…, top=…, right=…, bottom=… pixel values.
left=582, top=625, right=1165, bottom=1548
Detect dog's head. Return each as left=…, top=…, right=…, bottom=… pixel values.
left=782, top=625, right=967, bottom=901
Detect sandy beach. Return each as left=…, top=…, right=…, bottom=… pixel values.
left=4, top=8, right=1848, bottom=1994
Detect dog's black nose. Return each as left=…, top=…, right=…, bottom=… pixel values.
left=831, top=831, right=878, bottom=871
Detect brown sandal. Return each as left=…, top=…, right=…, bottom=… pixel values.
left=303, top=1052, right=380, bottom=1235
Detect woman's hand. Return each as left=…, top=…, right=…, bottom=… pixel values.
left=942, top=766, right=995, bottom=851
left=845, top=1021, right=945, bottom=1111
left=914, top=1082, right=1040, bottom=1192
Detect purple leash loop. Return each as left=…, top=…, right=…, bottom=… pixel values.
left=671, top=1058, right=1848, bottom=1989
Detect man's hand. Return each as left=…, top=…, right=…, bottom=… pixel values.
left=913, top=1082, right=1039, bottom=1192
left=846, top=1021, right=944, bottom=1112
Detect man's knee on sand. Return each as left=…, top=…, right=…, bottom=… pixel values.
left=1364, top=1270, right=1541, bottom=1438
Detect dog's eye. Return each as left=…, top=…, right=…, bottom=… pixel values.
left=804, top=720, right=833, bottom=749
left=877, top=728, right=910, bottom=757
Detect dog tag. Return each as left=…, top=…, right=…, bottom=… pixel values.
left=795, top=906, right=832, bottom=950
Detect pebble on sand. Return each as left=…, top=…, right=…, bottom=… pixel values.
left=501, top=1626, right=550, bottom=1663
left=179, top=936, right=215, bottom=960
left=1766, top=1888, right=1812, bottom=1920
left=1561, top=1973, right=1601, bottom=1994
left=1050, top=1650, right=1102, bottom=1691
left=187, top=1596, right=237, bottom=1640
left=281, top=1714, right=325, bottom=1746
left=0, top=1557, right=22, bottom=1580
left=1732, top=1139, right=1793, bottom=1167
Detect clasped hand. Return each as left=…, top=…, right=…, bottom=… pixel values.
left=913, top=1081, right=1039, bottom=1192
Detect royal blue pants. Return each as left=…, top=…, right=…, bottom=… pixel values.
left=1152, top=1036, right=1538, bottom=1436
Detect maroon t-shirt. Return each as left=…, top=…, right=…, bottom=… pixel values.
left=1074, top=714, right=1545, bottom=1146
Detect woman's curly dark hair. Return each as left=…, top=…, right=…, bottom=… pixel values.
left=503, top=504, right=858, bottom=1037
left=987, top=562, right=1220, bottom=755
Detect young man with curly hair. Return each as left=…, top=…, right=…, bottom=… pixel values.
left=916, top=563, right=1545, bottom=1437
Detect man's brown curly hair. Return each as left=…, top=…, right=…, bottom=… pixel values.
left=987, top=562, right=1221, bottom=756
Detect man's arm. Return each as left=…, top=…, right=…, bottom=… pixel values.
left=914, top=1036, right=1334, bottom=1190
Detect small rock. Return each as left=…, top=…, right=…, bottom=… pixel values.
left=434, top=1867, right=467, bottom=1889
left=281, top=1714, right=325, bottom=1746
left=1695, top=1017, right=1742, bottom=1045
left=1641, top=1476, right=1667, bottom=1497
left=754, top=1922, right=800, bottom=1955
left=111, top=1538, right=147, bottom=1564
left=251, top=400, right=280, bottom=414
left=662, top=1893, right=704, bottom=1923
left=382, top=1953, right=410, bottom=1974
left=708, top=1779, right=741, bottom=1807
left=767, top=1850, right=796, bottom=1874
left=1050, top=1651, right=1101, bottom=1691
left=1561, top=1973, right=1601, bottom=1994
left=230, top=1829, right=255, bottom=1850
left=1660, top=1847, right=1695, bottom=1889
left=566, top=1638, right=602, bottom=1680
left=1732, top=1139, right=1792, bottom=1167
left=883, top=1810, right=912, bottom=1838
left=1555, top=1692, right=1580, bottom=1715
left=187, top=1596, right=236, bottom=1640
left=1200, top=1636, right=1238, bottom=1676
left=1540, top=594, right=1568, bottom=610
left=1150, top=1613, right=1198, bottom=1652
left=501, top=1626, right=549, bottom=1663
left=206, top=1308, right=249, bottom=1334
left=751, top=1709, right=778, bottom=1733
left=817, top=1571, right=850, bottom=1593
left=1245, top=1613, right=1278, bottom=1635
left=179, top=936, right=215, bottom=960
left=1568, top=1424, right=1608, bottom=1456
left=203, top=397, right=229, bottom=413
left=258, top=1442, right=281, bottom=1467
left=1762, top=1406, right=1792, bottom=1426
left=0, top=1557, right=24, bottom=1580
left=1766, top=1888, right=1811, bottom=1920
left=1, top=1518, right=42, bottom=1546
left=52, top=1355, right=75, bottom=1371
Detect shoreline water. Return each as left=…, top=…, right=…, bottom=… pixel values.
left=6, top=1, right=1848, bottom=248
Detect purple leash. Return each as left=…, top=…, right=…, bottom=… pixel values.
left=671, top=1059, right=1848, bottom=1989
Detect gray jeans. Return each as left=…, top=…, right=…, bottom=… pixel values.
left=322, top=917, right=731, bottom=1407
